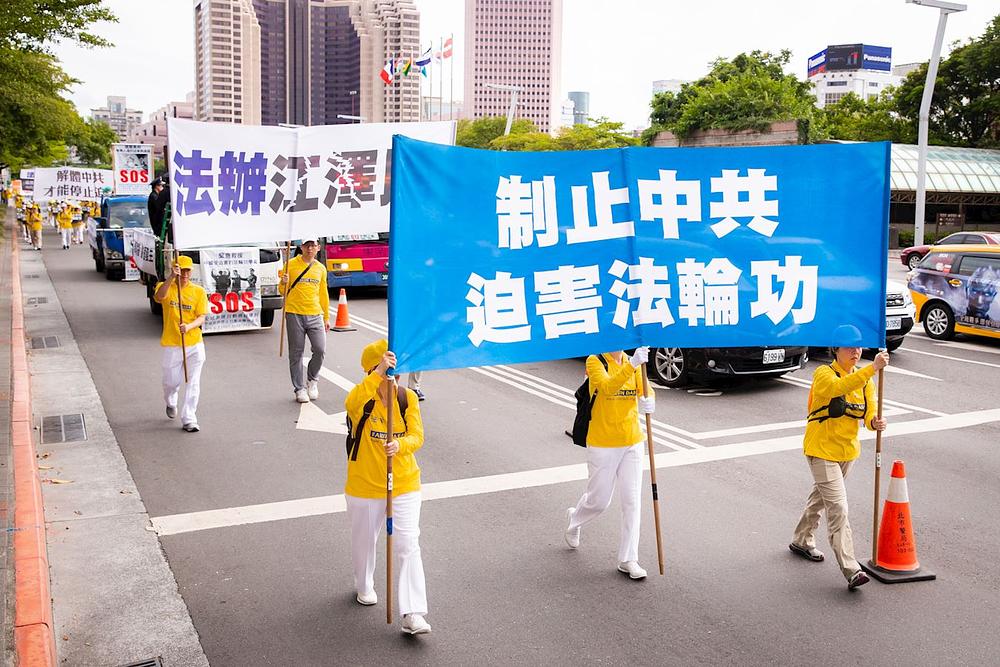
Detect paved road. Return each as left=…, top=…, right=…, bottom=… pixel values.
left=39, top=237, right=1000, bottom=665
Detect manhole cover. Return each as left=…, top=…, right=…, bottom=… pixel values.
left=41, top=414, right=87, bottom=444
left=30, top=336, right=60, bottom=349
left=26, top=297, right=47, bottom=305
left=25, top=274, right=39, bottom=279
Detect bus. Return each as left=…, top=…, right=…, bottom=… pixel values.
left=324, top=234, right=389, bottom=289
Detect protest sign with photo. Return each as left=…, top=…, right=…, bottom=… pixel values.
left=199, top=247, right=262, bottom=333
left=388, top=138, right=891, bottom=373
left=166, top=118, right=455, bottom=249
left=113, top=143, right=154, bottom=195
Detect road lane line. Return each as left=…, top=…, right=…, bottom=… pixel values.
left=350, top=314, right=388, bottom=335
left=883, top=365, right=941, bottom=381
left=902, top=346, right=1000, bottom=370
left=150, top=407, right=1000, bottom=537
left=933, top=340, right=1000, bottom=356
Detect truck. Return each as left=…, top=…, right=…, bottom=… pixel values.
left=88, top=195, right=150, bottom=280
left=133, top=211, right=285, bottom=328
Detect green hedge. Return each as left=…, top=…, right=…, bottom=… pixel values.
left=897, top=229, right=956, bottom=248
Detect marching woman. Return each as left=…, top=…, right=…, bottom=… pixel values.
left=57, top=203, right=74, bottom=249
left=28, top=203, right=44, bottom=250
left=564, top=346, right=655, bottom=580
left=344, top=339, right=430, bottom=635
left=790, top=324, right=888, bottom=590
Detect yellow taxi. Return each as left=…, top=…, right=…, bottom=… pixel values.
left=907, top=244, right=1000, bottom=341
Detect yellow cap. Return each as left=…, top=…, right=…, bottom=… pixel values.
left=361, top=338, right=388, bottom=373
left=175, top=255, right=194, bottom=270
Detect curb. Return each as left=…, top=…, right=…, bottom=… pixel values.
left=10, top=238, right=57, bottom=666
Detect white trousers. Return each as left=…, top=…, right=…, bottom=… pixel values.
left=569, top=442, right=643, bottom=563
left=73, top=226, right=84, bottom=244
left=346, top=492, right=427, bottom=617
left=162, top=342, right=206, bottom=425
left=60, top=228, right=71, bottom=246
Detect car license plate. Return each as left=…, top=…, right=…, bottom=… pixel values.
left=886, top=316, right=901, bottom=331
left=763, top=349, right=785, bottom=364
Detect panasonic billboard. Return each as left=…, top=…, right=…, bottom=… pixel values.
left=862, top=45, right=892, bottom=72
left=807, top=49, right=827, bottom=77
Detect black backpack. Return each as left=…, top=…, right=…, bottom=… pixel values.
left=346, top=385, right=409, bottom=461
left=568, top=355, right=609, bottom=447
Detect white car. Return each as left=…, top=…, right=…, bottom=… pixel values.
left=885, top=279, right=916, bottom=352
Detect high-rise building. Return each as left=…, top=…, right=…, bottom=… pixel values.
left=249, top=0, right=419, bottom=126
left=127, top=93, right=196, bottom=158
left=91, top=96, right=144, bottom=140
left=193, top=0, right=262, bottom=124
left=464, top=0, right=563, bottom=133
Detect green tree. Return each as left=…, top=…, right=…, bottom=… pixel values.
left=66, top=116, right=117, bottom=166
left=455, top=117, right=537, bottom=148
left=818, top=92, right=914, bottom=143
left=893, top=14, right=1000, bottom=148
left=642, top=50, right=819, bottom=144
left=551, top=118, right=638, bottom=150
left=0, top=0, right=116, bottom=51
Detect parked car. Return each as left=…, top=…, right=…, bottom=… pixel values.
left=885, top=278, right=916, bottom=352
left=646, top=345, right=809, bottom=388
left=900, top=231, right=1000, bottom=270
left=908, top=244, right=1000, bottom=341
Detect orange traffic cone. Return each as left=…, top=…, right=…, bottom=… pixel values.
left=332, top=288, right=356, bottom=332
left=862, top=460, right=935, bottom=583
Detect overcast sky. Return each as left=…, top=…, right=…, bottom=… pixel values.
left=54, top=0, right=999, bottom=130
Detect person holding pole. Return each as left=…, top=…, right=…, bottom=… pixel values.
left=344, top=339, right=430, bottom=635
left=564, top=346, right=654, bottom=580
left=789, top=324, right=888, bottom=590
left=154, top=255, right=208, bottom=433
left=279, top=238, right=329, bottom=403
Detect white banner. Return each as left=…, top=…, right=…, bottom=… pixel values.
left=121, top=229, right=143, bottom=281
left=19, top=169, right=35, bottom=199
left=128, top=228, right=158, bottom=276
left=113, top=143, right=154, bottom=195
left=166, top=118, right=456, bottom=249
left=33, top=167, right=113, bottom=202
left=198, top=247, right=262, bottom=333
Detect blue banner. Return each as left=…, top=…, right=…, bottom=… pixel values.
left=389, top=138, right=890, bottom=373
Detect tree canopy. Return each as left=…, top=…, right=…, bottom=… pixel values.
left=456, top=116, right=637, bottom=152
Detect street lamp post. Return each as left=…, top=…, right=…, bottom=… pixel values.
left=485, top=83, right=521, bottom=136
left=907, top=0, right=967, bottom=246
left=349, top=90, right=358, bottom=120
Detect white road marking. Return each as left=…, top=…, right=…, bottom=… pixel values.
left=778, top=376, right=948, bottom=417
left=350, top=314, right=387, bottom=335
left=693, top=404, right=911, bottom=440
left=150, top=407, right=1000, bottom=537
left=296, top=402, right=348, bottom=435
left=933, top=340, right=1000, bottom=356
left=882, top=364, right=942, bottom=381
left=902, top=346, right=1000, bottom=370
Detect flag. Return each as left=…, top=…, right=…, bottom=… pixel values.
left=402, top=58, right=413, bottom=76
left=443, top=36, right=453, bottom=58
left=420, top=66, right=427, bottom=77
left=380, top=60, right=395, bottom=84
left=415, top=46, right=432, bottom=67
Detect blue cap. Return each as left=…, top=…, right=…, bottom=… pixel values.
left=831, top=324, right=863, bottom=347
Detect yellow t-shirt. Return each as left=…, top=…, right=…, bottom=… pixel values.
left=28, top=210, right=43, bottom=231
left=154, top=281, right=208, bottom=347
left=280, top=255, right=330, bottom=319
left=585, top=353, right=644, bottom=447
left=803, top=361, right=878, bottom=462
left=344, top=372, right=424, bottom=499
left=57, top=209, right=74, bottom=229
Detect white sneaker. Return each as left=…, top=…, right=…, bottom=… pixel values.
left=356, top=590, right=377, bottom=606
left=564, top=507, right=580, bottom=549
left=295, top=389, right=310, bottom=403
left=307, top=380, right=319, bottom=400
left=617, top=561, right=647, bottom=580
left=402, top=613, right=431, bottom=635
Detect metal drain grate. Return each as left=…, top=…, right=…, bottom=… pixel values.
left=119, top=658, right=164, bottom=667
left=30, top=336, right=60, bottom=349
left=25, top=274, right=39, bottom=279
left=41, top=414, right=87, bottom=444
left=25, top=297, right=48, bottom=305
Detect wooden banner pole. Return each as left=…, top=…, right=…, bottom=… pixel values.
left=175, top=250, right=188, bottom=383
left=278, top=241, right=292, bottom=357
left=640, top=364, right=665, bottom=576
left=872, top=365, right=885, bottom=563
left=384, top=375, right=396, bottom=624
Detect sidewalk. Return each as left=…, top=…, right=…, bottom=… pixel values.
left=9, top=215, right=208, bottom=666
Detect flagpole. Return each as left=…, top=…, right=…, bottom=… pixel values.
left=449, top=34, right=454, bottom=120
left=438, top=36, right=444, bottom=122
